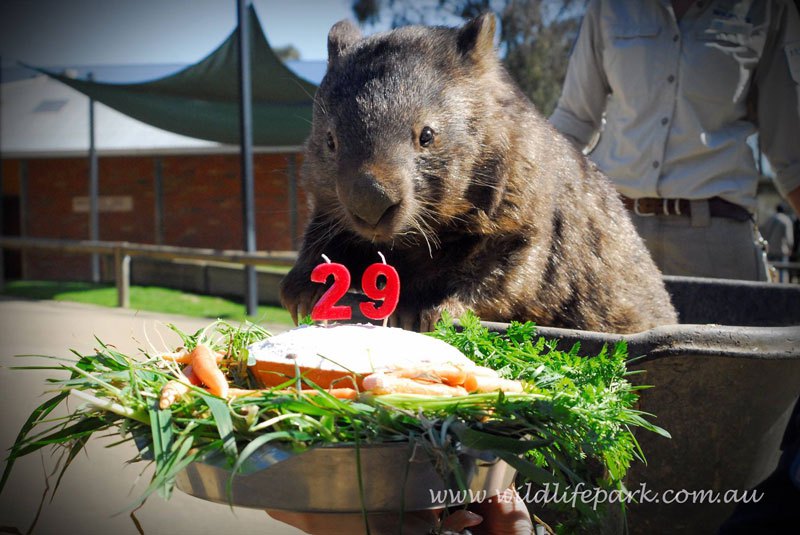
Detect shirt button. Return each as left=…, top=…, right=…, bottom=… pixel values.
left=661, top=117, right=669, bottom=125
left=673, top=34, right=679, bottom=42
left=653, top=161, right=660, bottom=169
left=667, top=75, right=675, bottom=83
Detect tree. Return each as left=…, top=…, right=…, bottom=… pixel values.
left=351, top=0, right=586, bottom=116
left=274, top=44, right=301, bottom=61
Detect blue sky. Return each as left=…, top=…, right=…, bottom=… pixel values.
left=0, top=0, right=386, bottom=67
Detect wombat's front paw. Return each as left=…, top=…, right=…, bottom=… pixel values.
left=389, top=299, right=467, bottom=333
left=421, top=299, right=468, bottom=333
left=280, top=270, right=327, bottom=325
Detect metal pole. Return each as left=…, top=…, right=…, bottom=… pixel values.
left=237, top=0, right=258, bottom=316
left=19, top=161, right=28, bottom=279
left=154, top=158, right=164, bottom=245
left=88, top=72, right=100, bottom=282
left=0, top=55, right=5, bottom=291
left=288, top=154, right=299, bottom=249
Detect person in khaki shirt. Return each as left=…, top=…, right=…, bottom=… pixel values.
left=550, top=0, right=800, bottom=281
left=552, top=2, right=800, bottom=533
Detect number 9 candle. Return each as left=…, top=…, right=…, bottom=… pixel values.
left=359, top=252, right=400, bottom=321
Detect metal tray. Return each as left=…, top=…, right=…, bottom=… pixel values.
left=175, top=442, right=516, bottom=512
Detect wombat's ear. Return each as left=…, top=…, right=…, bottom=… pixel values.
left=328, top=19, right=361, bottom=64
left=457, top=12, right=497, bottom=63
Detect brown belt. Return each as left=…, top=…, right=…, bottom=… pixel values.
left=621, top=196, right=751, bottom=222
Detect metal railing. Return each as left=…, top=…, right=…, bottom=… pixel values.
left=0, top=236, right=297, bottom=308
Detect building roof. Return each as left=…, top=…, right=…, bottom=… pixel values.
left=1, top=74, right=238, bottom=158
left=0, top=19, right=327, bottom=159
left=0, top=57, right=327, bottom=158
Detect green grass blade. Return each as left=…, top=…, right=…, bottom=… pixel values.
left=52, top=435, right=90, bottom=498
left=452, top=423, right=554, bottom=454
left=125, top=434, right=203, bottom=511
left=496, top=452, right=557, bottom=486
left=0, top=391, right=68, bottom=494
left=230, top=431, right=294, bottom=476
left=226, top=431, right=295, bottom=503
left=10, top=416, right=112, bottom=459
left=200, top=393, right=237, bottom=458
left=148, top=408, right=174, bottom=476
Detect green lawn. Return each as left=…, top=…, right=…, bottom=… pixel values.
left=0, top=280, right=294, bottom=325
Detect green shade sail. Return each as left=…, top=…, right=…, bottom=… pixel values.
left=29, top=6, right=317, bottom=147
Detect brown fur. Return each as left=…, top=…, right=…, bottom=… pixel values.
left=280, top=14, right=677, bottom=334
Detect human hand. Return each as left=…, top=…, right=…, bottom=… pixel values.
left=266, top=487, right=534, bottom=535
left=466, top=487, right=534, bottom=535
left=265, top=508, right=480, bottom=534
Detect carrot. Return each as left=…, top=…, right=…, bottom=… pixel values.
left=157, top=349, right=191, bottom=364
left=158, top=364, right=202, bottom=409
left=463, top=373, right=478, bottom=393
left=470, top=376, right=524, bottom=393
left=387, top=364, right=468, bottom=387
left=301, top=387, right=359, bottom=400
left=363, top=373, right=468, bottom=397
left=159, top=348, right=225, bottom=365
left=228, top=387, right=359, bottom=400
left=190, top=344, right=229, bottom=398
left=227, top=387, right=264, bottom=398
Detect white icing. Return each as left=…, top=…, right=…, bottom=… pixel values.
left=247, top=324, right=473, bottom=373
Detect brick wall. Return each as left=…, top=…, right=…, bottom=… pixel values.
left=7, top=152, right=308, bottom=281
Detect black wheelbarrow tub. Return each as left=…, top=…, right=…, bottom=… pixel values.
left=482, top=276, right=800, bottom=534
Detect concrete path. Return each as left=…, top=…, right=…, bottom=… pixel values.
left=0, top=298, right=302, bottom=535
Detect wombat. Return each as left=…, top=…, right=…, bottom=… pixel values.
left=280, top=13, right=678, bottom=334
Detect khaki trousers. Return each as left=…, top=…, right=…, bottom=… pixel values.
left=629, top=200, right=768, bottom=282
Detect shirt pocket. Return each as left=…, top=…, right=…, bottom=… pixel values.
left=688, top=19, right=764, bottom=103
left=604, top=23, right=662, bottom=97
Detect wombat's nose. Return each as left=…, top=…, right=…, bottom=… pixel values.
left=341, top=173, right=400, bottom=228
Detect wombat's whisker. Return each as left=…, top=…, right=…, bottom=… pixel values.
left=291, top=77, right=328, bottom=116
left=407, top=215, right=438, bottom=257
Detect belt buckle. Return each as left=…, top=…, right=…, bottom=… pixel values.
left=634, top=198, right=655, bottom=217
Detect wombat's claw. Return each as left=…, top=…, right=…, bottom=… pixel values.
left=387, top=310, right=417, bottom=331
left=387, top=300, right=465, bottom=333
left=281, top=285, right=325, bottom=325
left=419, top=310, right=442, bottom=333
left=421, top=299, right=466, bottom=333
left=296, top=288, right=326, bottom=324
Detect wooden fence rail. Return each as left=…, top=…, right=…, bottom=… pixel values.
left=0, top=236, right=298, bottom=308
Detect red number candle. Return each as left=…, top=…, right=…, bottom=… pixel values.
left=310, top=255, right=352, bottom=321
left=359, top=252, right=400, bottom=321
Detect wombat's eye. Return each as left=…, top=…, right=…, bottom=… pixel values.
left=326, top=132, right=336, bottom=152
left=419, top=126, right=435, bottom=147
